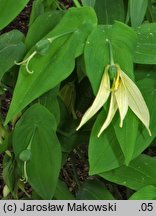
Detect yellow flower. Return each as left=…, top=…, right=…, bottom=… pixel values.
left=76, top=64, right=151, bottom=137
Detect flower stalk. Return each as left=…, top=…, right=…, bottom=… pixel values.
left=15, top=51, right=37, bottom=74
left=73, top=0, right=81, bottom=8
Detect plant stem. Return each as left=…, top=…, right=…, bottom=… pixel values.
left=107, top=39, right=115, bottom=65
left=73, top=0, right=81, bottom=8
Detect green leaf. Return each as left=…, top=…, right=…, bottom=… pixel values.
left=100, top=154, right=156, bottom=190
left=135, top=65, right=156, bottom=81
left=129, top=0, right=148, bottom=27
left=13, top=104, right=61, bottom=199
left=42, top=0, right=57, bottom=10
left=113, top=110, right=138, bottom=165
left=0, top=30, right=26, bottom=80
left=28, top=0, right=45, bottom=26
left=59, top=123, right=89, bottom=154
left=5, top=7, right=97, bottom=125
left=84, top=22, right=137, bottom=94
left=29, top=0, right=61, bottom=26
left=54, top=180, right=75, bottom=200
left=57, top=97, right=89, bottom=153
left=84, top=25, right=110, bottom=94
left=81, top=0, right=96, bottom=7
left=129, top=185, right=156, bottom=200
left=89, top=109, right=124, bottom=175
left=148, top=0, right=156, bottom=22
left=76, top=179, right=114, bottom=200
left=59, top=81, right=76, bottom=117
left=38, top=87, right=60, bottom=125
left=134, top=23, right=156, bottom=64
left=132, top=78, right=156, bottom=159
left=94, top=0, right=125, bottom=24
left=2, top=154, right=17, bottom=194
left=0, top=0, right=30, bottom=30
left=26, top=10, right=64, bottom=49
left=0, top=138, right=9, bottom=153
left=111, top=21, right=137, bottom=55
left=0, top=128, right=12, bottom=154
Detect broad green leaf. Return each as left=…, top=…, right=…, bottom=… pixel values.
left=113, top=110, right=138, bottom=165
left=5, top=7, right=97, bottom=125
left=94, top=0, right=125, bottom=24
left=13, top=104, right=61, bottom=199
left=38, top=87, right=60, bottom=125
left=134, top=23, right=156, bottom=64
left=111, top=21, right=137, bottom=55
left=42, top=7, right=97, bottom=38
left=0, top=0, right=30, bottom=30
left=135, top=65, right=156, bottom=81
left=54, top=180, right=75, bottom=200
left=89, top=109, right=124, bottom=175
left=26, top=10, right=64, bottom=49
left=0, top=30, right=26, bottom=80
left=132, top=78, right=156, bottom=158
left=100, top=154, right=156, bottom=190
left=76, top=179, right=114, bottom=200
left=84, top=22, right=136, bottom=94
left=129, top=0, right=148, bottom=27
left=81, top=0, right=96, bottom=7
left=129, top=185, right=156, bottom=200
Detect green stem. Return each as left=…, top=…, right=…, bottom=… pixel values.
left=106, top=39, right=115, bottom=65
left=73, top=0, right=81, bottom=8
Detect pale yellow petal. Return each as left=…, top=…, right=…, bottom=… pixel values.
left=98, top=93, right=118, bottom=137
left=114, top=81, right=128, bottom=127
left=120, top=70, right=151, bottom=136
left=76, top=67, right=110, bottom=131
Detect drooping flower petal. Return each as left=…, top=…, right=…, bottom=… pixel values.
left=120, top=70, right=151, bottom=136
left=98, top=92, right=118, bottom=137
left=76, top=67, right=110, bottom=131
left=114, top=81, right=128, bottom=127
